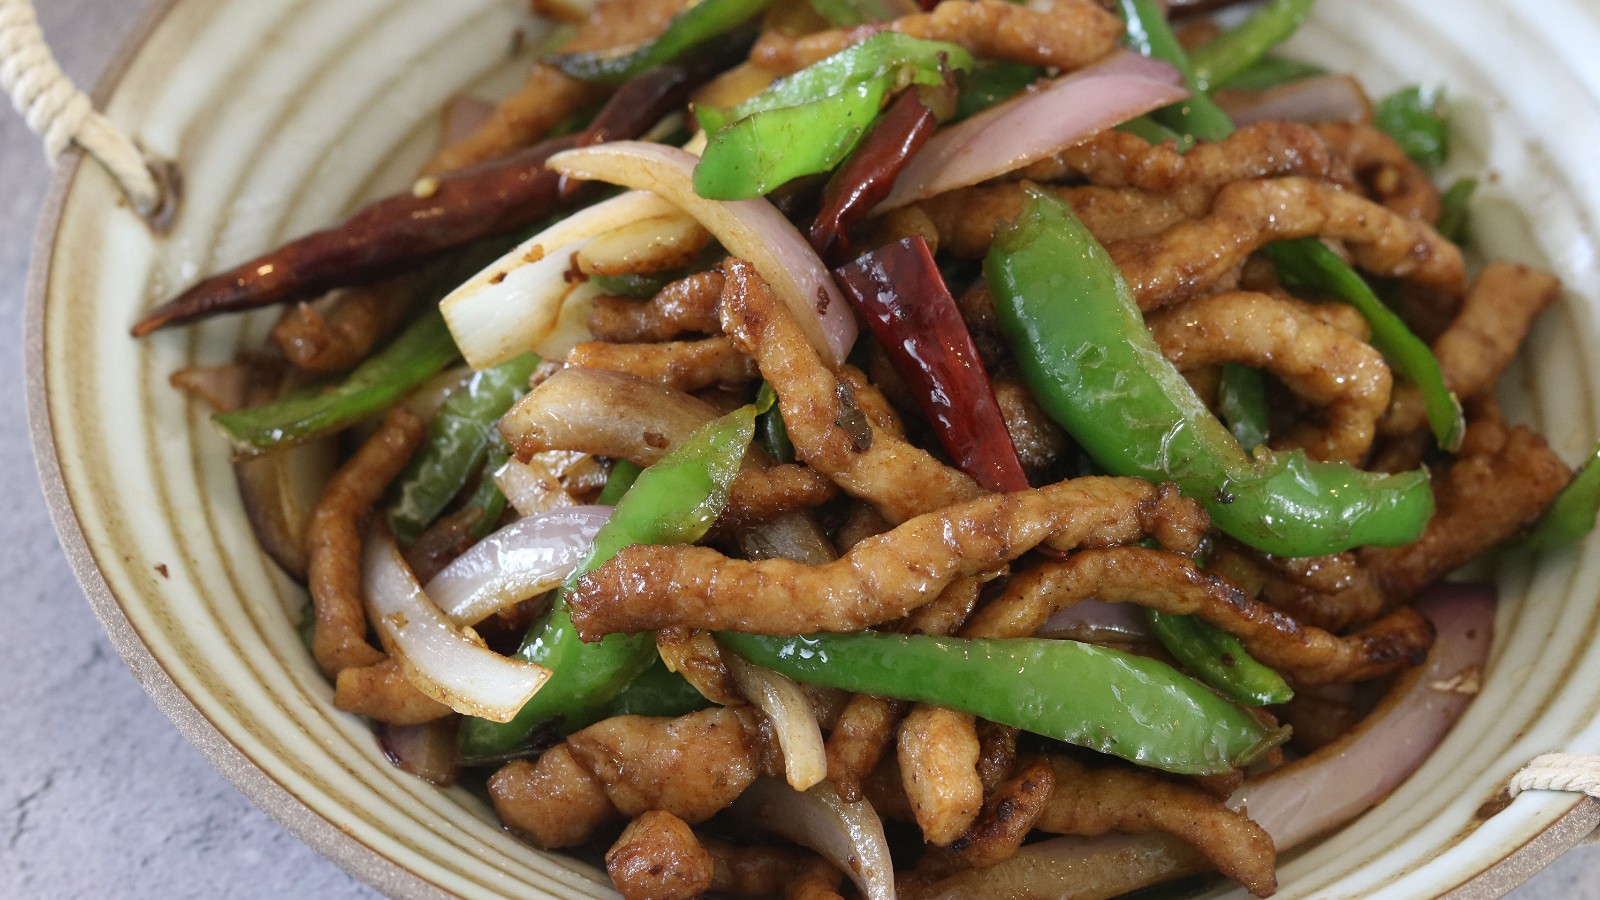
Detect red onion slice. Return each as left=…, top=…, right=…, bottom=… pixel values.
left=547, top=142, right=859, bottom=368
left=364, top=528, right=551, bottom=722
left=1227, top=582, right=1494, bottom=848
left=1217, top=75, right=1373, bottom=127
left=731, top=778, right=895, bottom=900
left=425, top=505, right=612, bottom=627
left=378, top=718, right=461, bottom=787
left=876, top=51, right=1189, bottom=212
left=1036, top=599, right=1152, bottom=643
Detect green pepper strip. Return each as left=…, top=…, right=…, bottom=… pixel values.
left=1216, top=55, right=1326, bottom=92
left=1374, top=85, right=1450, bottom=169
left=1144, top=610, right=1293, bottom=707
left=755, top=383, right=796, bottom=464
left=1436, top=177, right=1477, bottom=246
left=386, top=352, right=541, bottom=544
left=1265, top=240, right=1465, bottom=451
left=459, top=405, right=756, bottom=759
left=1522, top=443, right=1600, bottom=550
left=987, top=186, right=1433, bottom=557
left=955, top=61, right=1042, bottom=122
left=1188, top=0, right=1315, bottom=92
left=1218, top=363, right=1271, bottom=450
left=550, top=0, right=771, bottom=85
left=214, top=309, right=459, bottom=454
left=462, top=451, right=512, bottom=542
left=1120, top=0, right=1465, bottom=451
left=719, top=631, right=1282, bottom=775
left=805, top=0, right=904, bottom=26
left=597, top=459, right=644, bottom=506
left=693, top=33, right=974, bottom=200
left=603, top=657, right=712, bottom=718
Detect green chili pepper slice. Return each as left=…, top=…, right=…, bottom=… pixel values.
left=1117, top=0, right=1234, bottom=146
left=462, top=451, right=512, bottom=542
left=956, top=61, right=1042, bottom=122
left=597, top=459, right=644, bottom=506
left=215, top=309, right=459, bottom=454
left=1436, top=177, right=1477, bottom=246
left=805, top=0, right=905, bottom=26
left=719, top=631, right=1283, bottom=775
left=693, top=33, right=974, bottom=200
left=459, top=404, right=756, bottom=759
left=1522, top=443, right=1600, bottom=550
left=755, top=383, right=796, bottom=464
left=1216, top=55, right=1327, bottom=92
left=1145, top=610, right=1293, bottom=707
left=550, top=0, right=771, bottom=85
left=1218, top=363, right=1271, bottom=450
left=386, top=352, right=540, bottom=544
left=1265, top=239, right=1465, bottom=451
left=603, top=657, right=712, bottom=718
left=987, top=186, right=1433, bottom=558
left=1374, top=85, right=1450, bottom=168
left=1188, top=0, right=1315, bottom=92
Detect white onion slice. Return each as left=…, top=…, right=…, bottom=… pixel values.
left=730, top=778, right=895, bottom=900
left=577, top=214, right=711, bottom=276
left=492, top=456, right=577, bottom=519
left=364, top=528, right=550, bottom=722
left=547, top=141, right=858, bottom=368
left=1228, top=582, right=1495, bottom=848
left=1219, top=74, right=1373, bottom=127
left=876, top=51, right=1189, bottom=212
left=378, top=719, right=461, bottom=786
left=440, top=191, right=679, bottom=369
left=425, top=505, right=612, bottom=627
left=725, top=653, right=828, bottom=791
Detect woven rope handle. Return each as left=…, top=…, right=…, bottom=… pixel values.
left=1, top=0, right=167, bottom=218
left=1510, top=754, right=1600, bottom=799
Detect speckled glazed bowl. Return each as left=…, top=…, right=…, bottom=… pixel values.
left=25, top=0, right=1600, bottom=897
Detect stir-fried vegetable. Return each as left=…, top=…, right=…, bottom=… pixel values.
left=215, top=309, right=460, bottom=454
left=1118, top=0, right=1234, bottom=146
left=1437, top=177, right=1478, bottom=245
left=719, top=630, right=1283, bottom=775
left=460, top=404, right=756, bottom=759
left=1218, top=363, right=1271, bottom=450
left=1189, top=0, right=1315, bottom=91
left=1146, top=611, right=1293, bottom=707
left=1523, top=443, right=1600, bottom=549
left=987, top=186, right=1434, bottom=557
left=694, top=33, right=973, bottom=200
left=837, top=236, right=1029, bottom=492
left=804, top=0, right=911, bottom=27
left=1216, top=55, right=1327, bottom=92
left=387, top=352, right=541, bottom=544
left=1374, top=85, right=1450, bottom=168
left=550, top=0, right=770, bottom=84
left=809, top=89, right=938, bottom=265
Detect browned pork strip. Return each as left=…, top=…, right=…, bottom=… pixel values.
left=1020, top=122, right=1345, bottom=212
left=1037, top=755, right=1277, bottom=898
left=567, top=336, right=761, bottom=393
left=1148, top=290, right=1393, bottom=463
left=966, top=547, right=1432, bottom=684
left=490, top=707, right=773, bottom=848
left=1315, top=121, right=1440, bottom=222
left=826, top=695, right=909, bottom=803
left=1381, top=261, right=1560, bottom=436
left=587, top=270, right=726, bottom=342
left=752, top=0, right=1122, bottom=74
left=948, top=757, right=1056, bottom=868
left=919, top=183, right=1190, bottom=258
left=273, top=277, right=419, bottom=373
left=568, top=478, right=1205, bottom=639
left=332, top=656, right=451, bottom=725
left=307, top=407, right=425, bottom=678
left=899, top=706, right=985, bottom=846
left=606, top=810, right=716, bottom=900
left=700, top=838, right=844, bottom=899
left=1110, top=177, right=1467, bottom=310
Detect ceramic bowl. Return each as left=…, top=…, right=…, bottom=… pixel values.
left=25, top=0, right=1600, bottom=897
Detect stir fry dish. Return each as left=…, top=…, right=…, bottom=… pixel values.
left=141, top=0, right=1600, bottom=897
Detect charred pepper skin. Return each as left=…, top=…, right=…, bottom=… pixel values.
left=718, top=630, right=1283, bottom=776
left=985, top=186, right=1433, bottom=558
left=459, top=405, right=756, bottom=761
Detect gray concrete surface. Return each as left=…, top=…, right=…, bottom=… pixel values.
left=0, top=2, right=1595, bottom=898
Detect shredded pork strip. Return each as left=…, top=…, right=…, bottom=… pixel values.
left=490, top=707, right=775, bottom=849
left=948, top=756, right=1056, bottom=868
left=826, top=695, right=909, bottom=803
left=273, top=276, right=419, bottom=373
left=1109, top=176, right=1467, bottom=311
left=752, top=0, right=1123, bottom=75
left=919, top=183, right=1191, bottom=258
left=567, top=336, right=761, bottom=393
left=966, top=547, right=1434, bottom=684
left=587, top=270, right=727, bottom=342
left=899, top=706, right=986, bottom=846
left=606, top=811, right=716, bottom=900
left=1315, top=121, right=1441, bottom=222
left=307, top=407, right=425, bottom=678
left=1036, top=755, right=1277, bottom=898
left=1148, top=290, right=1393, bottom=463
left=1381, top=261, right=1560, bottom=435
left=332, top=656, right=452, bottom=725
left=568, top=477, right=1205, bottom=639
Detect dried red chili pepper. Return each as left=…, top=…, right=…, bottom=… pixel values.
left=808, top=89, right=936, bottom=267
left=835, top=236, right=1029, bottom=493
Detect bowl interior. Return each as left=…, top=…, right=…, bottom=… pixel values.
left=28, top=0, right=1600, bottom=897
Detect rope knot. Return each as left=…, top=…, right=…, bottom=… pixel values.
left=1509, top=753, right=1600, bottom=799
